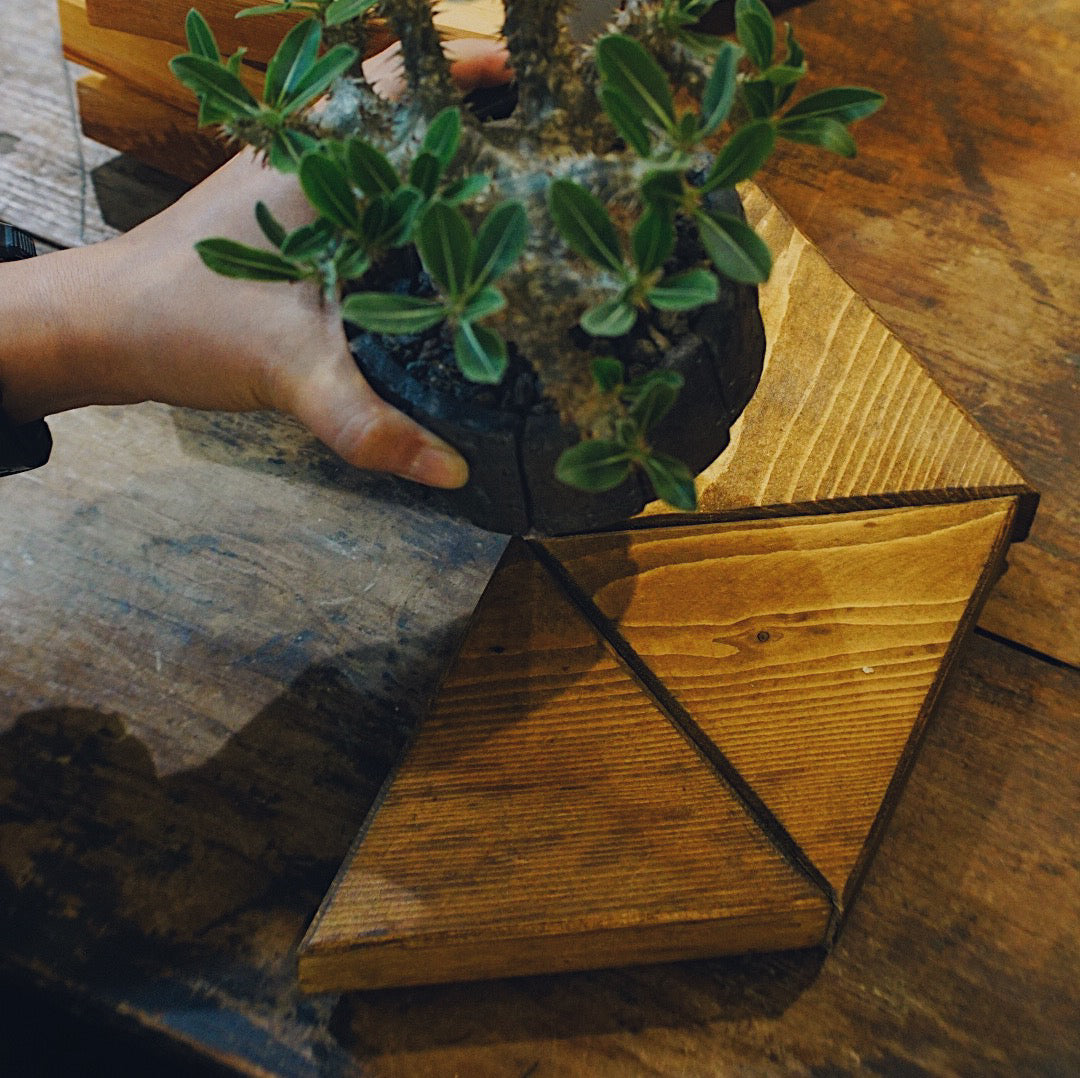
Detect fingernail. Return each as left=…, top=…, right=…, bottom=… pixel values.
left=406, top=445, right=469, bottom=489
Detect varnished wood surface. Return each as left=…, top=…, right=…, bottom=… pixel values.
left=0, top=0, right=1076, bottom=1072
left=753, top=0, right=1079, bottom=663
left=302, top=499, right=1018, bottom=991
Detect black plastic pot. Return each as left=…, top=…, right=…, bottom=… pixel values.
left=350, top=279, right=764, bottom=535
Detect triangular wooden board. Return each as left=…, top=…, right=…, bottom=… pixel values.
left=640, top=185, right=1032, bottom=527
left=544, top=498, right=1018, bottom=898
left=298, top=539, right=831, bottom=991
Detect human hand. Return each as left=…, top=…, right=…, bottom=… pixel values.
left=0, top=38, right=510, bottom=489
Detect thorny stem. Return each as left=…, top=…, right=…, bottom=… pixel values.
left=382, top=0, right=460, bottom=117
left=501, top=0, right=578, bottom=128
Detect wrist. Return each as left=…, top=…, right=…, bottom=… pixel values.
left=0, top=242, right=147, bottom=422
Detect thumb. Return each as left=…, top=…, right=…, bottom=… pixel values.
left=282, top=351, right=469, bottom=489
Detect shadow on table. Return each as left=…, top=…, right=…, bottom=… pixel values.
left=0, top=640, right=457, bottom=1072
left=91, top=155, right=190, bottom=233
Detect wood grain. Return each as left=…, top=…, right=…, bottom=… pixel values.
left=681, top=187, right=1034, bottom=525
left=76, top=72, right=232, bottom=184
left=547, top=498, right=1018, bottom=898
left=751, top=0, right=1079, bottom=662
left=0, top=0, right=118, bottom=246
left=330, top=635, right=1078, bottom=1077
left=59, top=0, right=264, bottom=108
left=82, top=0, right=502, bottom=56
left=299, top=539, right=831, bottom=992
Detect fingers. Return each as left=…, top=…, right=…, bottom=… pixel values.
left=363, top=38, right=511, bottom=100
left=282, top=350, right=469, bottom=489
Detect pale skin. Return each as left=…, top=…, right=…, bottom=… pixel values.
left=0, top=38, right=509, bottom=489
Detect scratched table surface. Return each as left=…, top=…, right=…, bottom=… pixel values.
left=1, top=0, right=1077, bottom=1075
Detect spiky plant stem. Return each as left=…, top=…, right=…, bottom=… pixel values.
left=382, top=0, right=459, bottom=117
left=501, top=0, right=578, bottom=127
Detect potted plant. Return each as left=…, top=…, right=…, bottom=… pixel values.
left=169, top=0, right=882, bottom=534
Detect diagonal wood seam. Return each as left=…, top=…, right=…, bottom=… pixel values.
left=524, top=538, right=842, bottom=928
left=630, top=484, right=1038, bottom=544
left=833, top=495, right=1020, bottom=918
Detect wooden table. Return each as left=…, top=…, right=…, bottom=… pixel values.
left=2, top=0, right=1077, bottom=1073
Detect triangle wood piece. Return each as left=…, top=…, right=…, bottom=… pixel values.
left=544, top=497, right=1019, bottom=901
left=298, top=538, right=831, bottom=992
left=640, top=184, right=1033, bottom=529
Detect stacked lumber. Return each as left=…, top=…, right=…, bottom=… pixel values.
left=58, top=0, right=504, bottom=182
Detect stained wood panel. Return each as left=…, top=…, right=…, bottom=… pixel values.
left=298, top=539, right=831, bottom=991
left=547, top=498, right=1017, bottom=897
left=82, top=0, right=502, bottom=55
left=751, top=0, right=1079, bottom=661
left=686, top=186, right=1031, bottom=519
left=76, top=73, right=232, bottom=184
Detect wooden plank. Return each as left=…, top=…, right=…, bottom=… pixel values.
left=299, top=538, right=831, bottom=991
left=546, top=498, right=1018, bottom=899
left=76, top=72, right=232, bottom=184
left=0, top=400, right=508, bottom=1070
left=82, top=0, right=502, bottom=57
left=59, top=0, right=265, bottom=110
left=672, top=186, right=1035, bottom=527
left=751, top=0, right=1079, bottom=662
left=0, top=0, right=118, bottom=246
left=326, top=633, right=1079, bottom=1075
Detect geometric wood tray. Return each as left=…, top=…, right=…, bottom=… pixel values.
left=297, top=186, right=1036, bottom=991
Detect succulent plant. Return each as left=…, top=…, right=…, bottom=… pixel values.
left=170, top=0, right=882, bottom=511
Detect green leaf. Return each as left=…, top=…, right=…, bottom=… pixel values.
left=421, top=107, right=461, bottom=166
left=184, top=9, right=219, bottom=61
left=342, top=293, right=446, bottom=334
left=416, top=201, right=474, bottom=297
left=385, top=186, right=423, bottom=245
left=631, top=207, right=675, bottom=275
left=647, top=268, right=719, bottom=310
left=591, top=356, right=624, bottom=393
left=699, top=40, right=743, bottom=136
left=225, top=46, right=248, bottom=75
left=460, top=286, right=506, bottom=323
left=195, top=238, right=309, bottom=281
left=236, top=3, right=304, bottom=17
left=581, top=298, right=637, bottom=337
left=782, top=86, right=885, bottom=124
left=335, top=241, right=371, bottom=280
left=628, top=370, right=684, bottom=431
left=264, top=18, right=321, bottom=108
left=555, top=439, right=633, bottom=493
left=254, top=200, right=287, bottom=249
left=641, top=169, right=684, bottom=212
left=701, top=117, right=776, bottom=191
left=734, top=0, right=775, bottom=71
left=548, top=179, right=625, bottom=275
left=279, top=42, right=357, bottom=114
left=441, top=173, right=489, bottom=204
left=324, top=0, right=378, bottom=27
left=409, top=151, right=443, bottom=199
left=280, top=218, right=336, bottom=258
left=762, top=63, right=806, bottom=86
left=600, top=86, right=653, bottom=157
left=776, top=115, right=857, bottom=156
left=346, top=139, right=400, bottom=196
left=470, top=200, right=528, bottom=287
left=642, top=452, right=697, bottom=509
left=170, top=54, right=260, bottom=117
left=453, top=323, right=508, bottom=383
left=696, top=209, right=772, bottom=283
left=594, top=34, right=676, bottom=133
left=740, top=77, right=778, bottom=118
left=299, top=152, right=360, bottom=231
left=267, top=128, right=319, bottom=172
left=784, top=21, right=805, bottom=70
